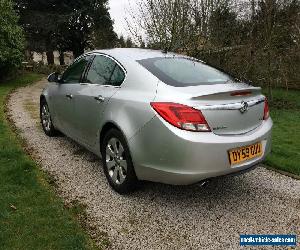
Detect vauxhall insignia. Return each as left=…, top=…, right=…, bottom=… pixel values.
left=240, top=101, right=249, bottom=114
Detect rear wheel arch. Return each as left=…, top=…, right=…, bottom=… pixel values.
left=99, top=122, right=134, bottom=164
left=100, top=122, right=123, bottom=153
left=100, top=127, right=139, bottom=194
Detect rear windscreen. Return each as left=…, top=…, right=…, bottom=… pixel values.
left=138, top=57, right=233, bottom=87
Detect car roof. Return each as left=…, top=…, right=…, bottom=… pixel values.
left=88, top=48, right=179, bottom=62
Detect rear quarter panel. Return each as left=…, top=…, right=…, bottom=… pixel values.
left=96, top=61, right=159, bottom=156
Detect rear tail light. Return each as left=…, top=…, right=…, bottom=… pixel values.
left=150, top=102, right=211, bottom=132
left=264, top=98, right=270, bottom=120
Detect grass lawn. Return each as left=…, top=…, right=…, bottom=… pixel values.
left=264, top=88, right=300, bottom=176
left=0, top=73, right=97, bottom=250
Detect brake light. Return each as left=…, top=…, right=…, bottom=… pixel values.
left=264, top=98, right=270, bottom=120
left=150, top=102, right=211, bottom=132
left=230, top=91, right=252, bottom=96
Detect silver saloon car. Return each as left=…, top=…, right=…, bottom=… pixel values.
left=41, top=48, right=272, bottom=194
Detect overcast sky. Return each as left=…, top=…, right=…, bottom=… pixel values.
left=109, top=0, right=138, bottom=38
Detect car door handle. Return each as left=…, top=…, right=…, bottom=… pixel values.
left=94, top=95, right=105, bottom=102
left=66, top=94, right=73, bottom=99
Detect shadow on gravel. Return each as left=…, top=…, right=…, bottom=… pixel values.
left=59, top=134, right=289, bottom=208
left=49, top=133, right=299, bottom=216
left=64, top=135, right=254, bottom=202
left=122, top=172, right=299, bottom=220
left=132, top=175, right=256, bottom=205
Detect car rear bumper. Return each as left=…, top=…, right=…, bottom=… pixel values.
left=128, top=116, right=273, bottom=185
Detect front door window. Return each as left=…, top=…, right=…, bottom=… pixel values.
left=62, top=56, right=91, bottom=83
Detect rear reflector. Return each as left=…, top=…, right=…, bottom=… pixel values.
left=230, top=91, right=252, bottom=96
left=264, top=98, right=270, bottom=120
left=150, top=102, right=211, bottom=132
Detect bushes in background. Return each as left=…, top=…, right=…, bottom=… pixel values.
left=30, top=62, right=67, bottom=75
left=195, top=46, right=300, bottom=90
left=0, top=0, right=24, bottom=80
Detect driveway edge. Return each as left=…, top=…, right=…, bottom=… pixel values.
left=263, top=165, right=300, bottom=180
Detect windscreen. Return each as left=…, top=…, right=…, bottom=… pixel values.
left=138, top=57, right=234, bottom=87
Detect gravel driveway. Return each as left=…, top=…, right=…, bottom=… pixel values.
left=8, top=79, right=300, bottom=249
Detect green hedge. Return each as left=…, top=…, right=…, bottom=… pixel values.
left=0, top=0, right=25, bottom=79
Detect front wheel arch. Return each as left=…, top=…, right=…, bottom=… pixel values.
left=40, top=98, right=59, bottom=137
left=40, top=95, right=46, bottom=104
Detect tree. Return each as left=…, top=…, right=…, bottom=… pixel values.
left=140, top=41, right=146, bottom=48
left=125, top=37, right=134, bottom=48
left=128, top=0, right=235, bottom=52
left=0, top=0, right=24, bottom=78
left=209, top=5, right=239, bottom=47
left=15, top=0, right=117, bottom=61
left=15, top=0, right=65, bottom=64
left=127, top=0, right=196, bottom=51
left=56, top=0, right=117, bottom=57
left=57, top=0, right=117, bottom=57
left=92, top=3, right=118, bottom=49
left=117, top=35, right=126, bottom=47
left=251, top=0, right=300, bottom=96
left=128, top=0, right=299, bottom=90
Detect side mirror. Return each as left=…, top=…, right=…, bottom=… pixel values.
left=47, top=72, right=61, bottom=83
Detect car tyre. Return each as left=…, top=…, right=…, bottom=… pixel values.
left=40, top=99, right=59, bottom=137
left=101, top=129, right=139, bottom=194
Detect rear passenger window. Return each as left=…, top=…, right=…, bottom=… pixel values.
left=86, top=55, right=116, bottom=85
left=110, top=65, right=125, bottom=86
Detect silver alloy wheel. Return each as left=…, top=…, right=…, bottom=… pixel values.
left=41, top=104, right=52, bottom=132
left=106, top=138, right=127, bottom=185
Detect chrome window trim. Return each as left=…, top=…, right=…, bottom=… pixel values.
left=73, top=52, right=127, bottom=87
left=84, top=52, right=127, bottom=87
left=193, top=97, right=265, bottom=110
left=78, top=82, right=121, bottom=89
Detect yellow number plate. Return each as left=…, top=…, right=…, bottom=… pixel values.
left=228, top=142, right=263, bottom=166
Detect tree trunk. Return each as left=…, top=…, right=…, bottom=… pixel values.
left=46, top=51, right=54, bottom=65
left=59, top=51, right=65, bottom=65
left=267, top=50, right=273, bottom=101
